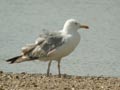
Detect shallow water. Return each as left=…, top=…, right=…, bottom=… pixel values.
left=0, top=0, right=120, bottom=77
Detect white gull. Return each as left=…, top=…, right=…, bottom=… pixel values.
left=6, top=19, right=89, bottom=77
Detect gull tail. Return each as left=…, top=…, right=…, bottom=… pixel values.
left=6, top=55, right=30, bottom=64
left=6, top=43, right=38, bottom=64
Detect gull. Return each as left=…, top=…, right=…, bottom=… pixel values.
left=6, top=19, right=89, bottom=77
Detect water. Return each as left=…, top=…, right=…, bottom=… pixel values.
left=0, top=0, right=120, bottom=77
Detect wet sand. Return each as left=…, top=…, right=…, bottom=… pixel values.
left=0, top=71, right=120, bottom=90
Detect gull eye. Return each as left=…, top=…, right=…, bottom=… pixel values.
left=74, top=22, right=78, bottom=25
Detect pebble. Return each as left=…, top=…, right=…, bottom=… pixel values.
left=0, top=71, right=120, bottom=90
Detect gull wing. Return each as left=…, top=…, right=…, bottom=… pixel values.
left=22, top=31, right=65, bottom=59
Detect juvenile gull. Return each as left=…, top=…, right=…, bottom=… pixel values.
left=6, top=19, right=89, bottom=77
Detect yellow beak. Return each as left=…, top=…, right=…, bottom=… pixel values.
left=80, top=25, right=89, bottom=29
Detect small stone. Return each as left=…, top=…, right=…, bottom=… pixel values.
left=71, top=87, right=75, bottom=90
left=0, top=71, right=3, bottom=74
left=21, top=72, right=26, bottom=74
left=34, top=84, right=37, bottom=87
left=15, top=76, right=19, bottom=79
left=101, top=86, right=104, bottom=88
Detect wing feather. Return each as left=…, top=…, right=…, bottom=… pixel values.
left=21, top=31, right=64, bottom=59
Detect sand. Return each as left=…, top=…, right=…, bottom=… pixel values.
left=0, top=71, right=120, bottom=90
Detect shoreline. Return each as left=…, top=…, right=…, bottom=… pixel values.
left=0, top=71, right=120, bottom=90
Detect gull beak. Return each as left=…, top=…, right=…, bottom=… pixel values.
left=80, top=25, right=89, bottom=29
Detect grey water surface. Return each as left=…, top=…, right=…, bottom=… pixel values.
left=0, top=0, right=120, bottom=77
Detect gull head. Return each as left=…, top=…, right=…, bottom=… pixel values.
left=63, top=19, right=89, bottom=32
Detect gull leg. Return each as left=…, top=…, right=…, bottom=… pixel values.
left=47, top=60, right=52, bottom=76
left=58, top=59, right=61, bottom=77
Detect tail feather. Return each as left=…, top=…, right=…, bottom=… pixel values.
left=6, top=55, right=38, bottom=64
left=6, top=55, right=22, bottom=64
left=6, top=44, right=39, bottom=64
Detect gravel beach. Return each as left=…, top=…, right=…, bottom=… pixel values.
left=0, top=71, right=120, bottom=90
